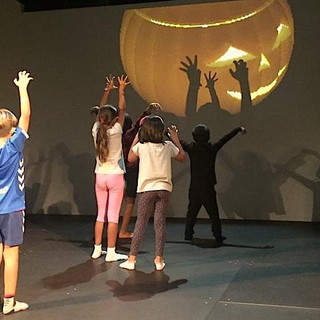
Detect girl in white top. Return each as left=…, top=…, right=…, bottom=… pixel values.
left=91, top=75, right=130, bottom=262
left=120, top=116, right=186, bottom=271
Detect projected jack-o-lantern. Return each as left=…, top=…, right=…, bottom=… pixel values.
left=120, top=0, right=294, bottom=116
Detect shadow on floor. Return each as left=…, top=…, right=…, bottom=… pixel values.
left=166, top=238, right=274, bottom=249
left=106, top=270, right=188, bottom=301
left=42, top=259, right=110, bottom=289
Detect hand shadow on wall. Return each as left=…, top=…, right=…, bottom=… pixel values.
left=106, top=270, right=187, bottom=301
left=179, top=55, right=231, bottom=138
left=177, top=56, right=254, bottom=139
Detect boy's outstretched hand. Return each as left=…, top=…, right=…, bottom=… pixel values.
left=13, top=71, right=33, bottom=88
left=240, top=126, right=247, bottom=134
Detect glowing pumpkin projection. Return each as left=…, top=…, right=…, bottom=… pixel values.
left=120, top=0, right=294, bottom=116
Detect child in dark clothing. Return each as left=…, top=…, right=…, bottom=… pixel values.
left=181, top=124, right=246, bottom=245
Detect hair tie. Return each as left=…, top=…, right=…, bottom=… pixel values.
left=99, top=119, right=105, bottom=124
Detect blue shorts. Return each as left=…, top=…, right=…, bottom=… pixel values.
left=0, top=211, right=25, bottom=246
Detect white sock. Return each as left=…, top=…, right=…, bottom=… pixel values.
left=107, top=247, right=115, bottom=255
left=3, top=297, right=28, bottom=315
left=105, top=247, right=128, bottom=262
left=91, top=244, right=102, bottom=259
left=3, top=297, right=14, bottom=314
left=119, top=260, right=136, bottom=270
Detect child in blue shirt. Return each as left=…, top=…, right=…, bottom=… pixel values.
left=0, top=71, right=32, bottom=315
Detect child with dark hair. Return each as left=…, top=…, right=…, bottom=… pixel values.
left=91, top=75, right=131, bottom=262
left=0, top=71, right=32, bottom=314
left=119, top=103, right=162, bottom=239
left=119, top=116, right=186, bottom=270
left=182, top=124, right=246, bottom=245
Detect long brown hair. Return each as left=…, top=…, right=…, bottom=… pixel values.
left=138, top=115, right=165, bottom=143
left=96, top=105, right=118, bottom=162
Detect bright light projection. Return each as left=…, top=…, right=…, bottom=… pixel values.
left=133, top=0, right=276, bottom=29
left=273, top=23, right=292, bottom=49
left=208, top=47, right=256, bottom=68
left=120, top=0, right=294, bottom=115
left=259, top=54, right=271, bottom=71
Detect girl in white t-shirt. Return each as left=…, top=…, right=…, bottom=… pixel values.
left=120, top=116, right=186, bottom=270
left=91, top=75, right=130, bottom=262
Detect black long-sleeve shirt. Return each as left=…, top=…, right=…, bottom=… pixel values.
left=181, top=127, right=242, bottom=189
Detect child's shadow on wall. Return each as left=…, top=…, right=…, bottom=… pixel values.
left=50, top=143, right=96, bottom=215
left=219, top=151, right=286, bottom=220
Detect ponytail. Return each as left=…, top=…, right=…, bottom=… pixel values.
left=95, top=105, right=118, bottom=163
left=96, top=122, right=110, bottom=162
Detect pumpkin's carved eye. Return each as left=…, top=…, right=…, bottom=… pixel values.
left=208, top=46, right=256, bottom=68
left=273, top=23, right=291, bottom=49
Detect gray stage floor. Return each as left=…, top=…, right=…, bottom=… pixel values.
left=6, top=215, right=320, bottom=320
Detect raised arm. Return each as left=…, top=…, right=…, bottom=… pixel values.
left=99, top=75, right=117, bottom=108
left=179, top=55, right=201, bottom=118
left=204, top=71, right=221, bottom=109
left=214, top=126, right=246, bottom=150
left=117, top=75, right=130, bottom=127
left=14, top=70, right=33, bottom=133
left=167, top=125, right=186, bottom=162
left=128, top=133, right=139, bottom=163
left=229, top=60, right=252, bottom=113
left=135, top=103, right=162, bottom=128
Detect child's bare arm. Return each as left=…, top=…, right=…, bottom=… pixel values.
left=13, top=71, right=33, bottom=133
left=167, top=125, right=186, bottom=162
left=99, top=75, right=117, bottom=108
left=117, top=75, right=130, bottom=127
left=128, top=133, right=139, bottom=163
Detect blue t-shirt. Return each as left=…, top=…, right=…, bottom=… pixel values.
left=0, top=127, right=28, bottom=214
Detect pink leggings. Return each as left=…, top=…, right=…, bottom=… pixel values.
left=95, top=174, right=124, bottom=223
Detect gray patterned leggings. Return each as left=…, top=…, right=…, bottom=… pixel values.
left=129, top=190, right=170, bottom=257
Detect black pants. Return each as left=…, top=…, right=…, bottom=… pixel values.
left=185, top=187, right=222, bottom=240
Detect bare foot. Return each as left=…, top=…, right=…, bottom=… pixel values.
left=119, top=232, right=133, bottom=239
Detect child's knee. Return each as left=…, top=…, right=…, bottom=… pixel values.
left=108, top=215, right=119, bottom=224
